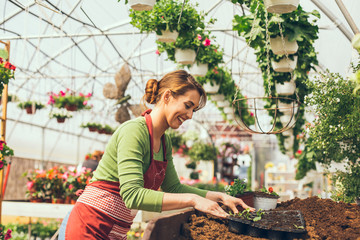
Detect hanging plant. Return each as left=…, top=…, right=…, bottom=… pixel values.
left=49, top=110, right=72, bottom=123
left=48, top=89, right=92, bottom=112
left=80, top=122, right=102, bottom=132
left=232, top=0, right=319, bottom=154
left=0, top=57, right=16, bottom=96
left=17, top=101, right=46, bottom=114
left=188, top=141, right=217, bottom=162
left=129, top=0, right=205, bottom=39
left=0, top=140, right=14, bottom=170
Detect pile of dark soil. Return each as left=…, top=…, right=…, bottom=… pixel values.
left=180, top=196, right=360, bottom=239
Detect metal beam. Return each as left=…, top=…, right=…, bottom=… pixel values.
left=335, top=0, right=359, bottom=34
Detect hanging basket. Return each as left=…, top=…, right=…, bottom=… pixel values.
left=128, top=0, right=156, bottom=11
left=275, top=80, right=296, bottom=96
left=25, top=106, right=35, bottom=114
left=174, top=49, right=196, bottom=65
left=56, top=117, right=66, bottom=123
left=203, top=82, right=220, bottom=94
left=189, top=63, right=208, bottom=77
left=156, top=30, right=179, bottom=43
left=209, top=94, right=225, bottom=102
left=233, top=96, right=300, bottom=134
left=272, top=56, right=297, bottom=72
left=270, top=36, right=298, bottom=55
left=264, top=0, right=299, bottom=14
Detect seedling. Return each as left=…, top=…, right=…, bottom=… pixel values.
left=293, top=224, right=305, bottom=229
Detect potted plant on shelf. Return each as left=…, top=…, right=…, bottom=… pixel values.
left=48, top=89, right=92, bottom=112
left=49, top=110, right=72, bottom=123
left=130, top=0, right=205, bottom=43
left=0, top=140, right=14, bottom=171
left=80, top=122, right=102, bottom=132
left=17, top=101, right=45, bottom=114
left=225, top=178, right=254, bottom=211
left=46, top=166, right=67, bottom=204
left=254, top=186, right=279, bottom=210
left=0, top=57, right=16, bottom=96
left=23, top=169, right=47, bottom=202
left=65, top=166, right=93, bottom=204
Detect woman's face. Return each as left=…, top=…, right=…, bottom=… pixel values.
left=164, top=89, right=201, bottom=129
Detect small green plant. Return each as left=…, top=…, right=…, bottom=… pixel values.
left=260, top=186, right=279, bottom=197
left=293, top=224, right=305, bottom=229
left=225, top=178, right=249, bottom=196
left=49, top=110, right=72, bottom=119
left=80, top=122, right=102, bottom=129
left=230, top=208, right=265, bottom=222
left=17, top=101, right=45, bottom=110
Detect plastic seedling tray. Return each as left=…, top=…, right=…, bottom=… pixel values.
left=228, top=210, right=307, bottom=240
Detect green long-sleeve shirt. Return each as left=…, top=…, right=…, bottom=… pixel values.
left=91, top=117, right=208, bottom=212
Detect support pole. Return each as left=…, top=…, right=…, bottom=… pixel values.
left=335, top=0, right=360, bottom=34
left=0, top=40, right=10, bottom=225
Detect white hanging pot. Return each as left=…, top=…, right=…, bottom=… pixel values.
left=189, top=63, right=208, bottom=77
left=270, top=36, right=298, bottom=55
left=128, top=0, right=156, bottom=11
left=277, top=102, right=294, bottom=115
left=203, top=82, right=220, bottom=94
left=156, top=30, right=179, bottom=43
left=264, top=0, right=300, bottom=14
left=282, top=129, right=293, bottom=137
left=223, top=107, right=233, bottom=114
left=175, top=49, right=196, bottom=65
left=217, top=101, right=230, bottom=108
left=254, top=195, right=279, bottom=210
left=272, top=56, right=298, bottom=72
left=209, top=94, right=225, bottom=102
left=275, top=80, right=296, bottom=96
left=280, top=114, right=296, bottom=127
left=284, top=135, right=294, bottom=149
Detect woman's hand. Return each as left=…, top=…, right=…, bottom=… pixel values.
left=191, top=195, right=229, bottom=218
left=206, top=191, right=255, bottom=214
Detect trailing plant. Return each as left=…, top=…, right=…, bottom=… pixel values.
left=0, top=140, right=14, bottom=171
left=232, top=0, right=319, bottom=154
left=48, top=89, right=92, bottom=111
left=129, top=0, right=205, bottom=38
left=17, top=101, right=45, bottom=110
left=80, top=122, right=102, bottom=130
left=0, top=57, right=16, bottom=96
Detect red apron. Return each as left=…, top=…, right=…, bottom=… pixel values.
left=65, top=111, right=167, bottom=240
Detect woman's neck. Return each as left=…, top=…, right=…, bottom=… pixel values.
left=149, top=107, right=168, bottom=139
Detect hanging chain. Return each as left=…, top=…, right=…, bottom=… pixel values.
left=233, top=2, right=261, bottom=102
left=265, top=9, right=272, bottom=97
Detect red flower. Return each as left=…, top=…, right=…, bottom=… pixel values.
left=202, top=38, right=211, bottom=46
left=268, top=187, right=273, bottom=193
left=214, top=49, right=218, bottom=52
left=296, top=149, right=302, bottom=155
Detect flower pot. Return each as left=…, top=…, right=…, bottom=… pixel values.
left=235, top=192, right=254, bottom=211
left=254, top=195, right=279, bottom=210
left=65, top=104, right=78, bottom=111
left=189, top=63, right=208, bottom=77
left=272, top=56, right=298, bottom=72
left=25, top=106, right=35, bottom=114
left=217, top=101, right=230, bottom=108
left=98, top=129, right=106, bottom=134
left=270, top=36, right=298, bottom=55
left=128, top=0, right=156, bottom=11
left=223, top=107, right=233, bottom=114
left=284, top=136, right=294, bottom=150
left=277, top=101, right=294, bottom=115
left=275, top=80, right=296, bottom=96
left=30, top=198, right=43, bottom=203
left=174, top=49, right=196, bottom=65
left=282, top=129, right=293, bottom=137
left=264, top=0, right=299, bottom=14
left=209, top=94, right=225, bottom=102
left=52, top=198, right=65, bottom=204
left=156, top=30, right=179, bottom=43
left=280, top=114, right=296, bottom=127
left=71, top=199, right=77, bottom=204
left=88, top=126, right=97, bottom=132
left=203, top=82, right=220, bottom=94
left=56, top=117, right=66, bottom=123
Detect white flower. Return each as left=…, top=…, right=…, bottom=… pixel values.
left=336, top=98, right=340, bottom=102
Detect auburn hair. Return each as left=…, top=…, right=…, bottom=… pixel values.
left=142, top=70, right=207, bottom=111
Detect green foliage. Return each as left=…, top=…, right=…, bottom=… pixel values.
left=5, top=219, right=60, bottom=240
left=230, top=208, right=265, bottom=222
left=49, top=110, right=72, bottom=119
left=0, top=140, right=14, bottom=170
left=129, top=0, right=205, bottom=37
left=17, top=101, right=45, bottom=110
left=295, top=141, right=316, bottom=180
left=188, top=142, right=217, bottom=161
left=330, top=164, right=360, bottom=203
left=166, top=129, right=184, bottom=152
left=0, top=57, right=16, bottom=96
left=232, top=1, right=319, bottom=154
left=189, top=171, right=199, bottom=180
left=80, top=122, right=102, bottom=129
left=48, top=89, right=92, bottom=111
left=225, top=178, right=249, bottom=196
left=185, top=161, right=196, bottom=169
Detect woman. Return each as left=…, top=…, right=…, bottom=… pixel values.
left=63, top=70, right=253, bottom=239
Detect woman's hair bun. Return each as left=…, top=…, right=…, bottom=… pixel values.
left=144, top=78, right=159, bottom=104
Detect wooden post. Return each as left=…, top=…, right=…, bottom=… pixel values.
left=0, top=40, right=10, bottom=225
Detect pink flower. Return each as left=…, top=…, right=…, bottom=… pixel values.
left=59, top=91, right=66, bottom=97
left=83, top=100, right=88, bottom=105
left=62, top=172, right=69, bottom=180
left=0, top=140, right=5, bottom=151
left=86, top=93, right=92, bottom=98
left=79, top=92, right=84, bottom=97
left=197, top=34, right=202, bottom=41
left=26, top=181, right=34, bottom=190
left=69, top=184, right=74, bottom=190
left=68, top=166, right=76, bottom=172
left=250, top=112, right=254, bottom=117
left=155, top=50, right=160, bottom=55
left=5, top=229, right=12, bottom=240
left=202, top=38, right=211, bottom=46
left=0, top=161, right=4, bottom=169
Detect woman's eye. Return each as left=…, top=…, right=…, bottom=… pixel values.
left=185, top=104, right=190, bottom=109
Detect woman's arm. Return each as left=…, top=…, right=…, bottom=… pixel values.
left=161, top=192, right=229, bottom=218
left=205, top=191, right=255, bottom=214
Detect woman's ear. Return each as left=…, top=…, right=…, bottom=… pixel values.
left=163, top=89, right=172, bottom=103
